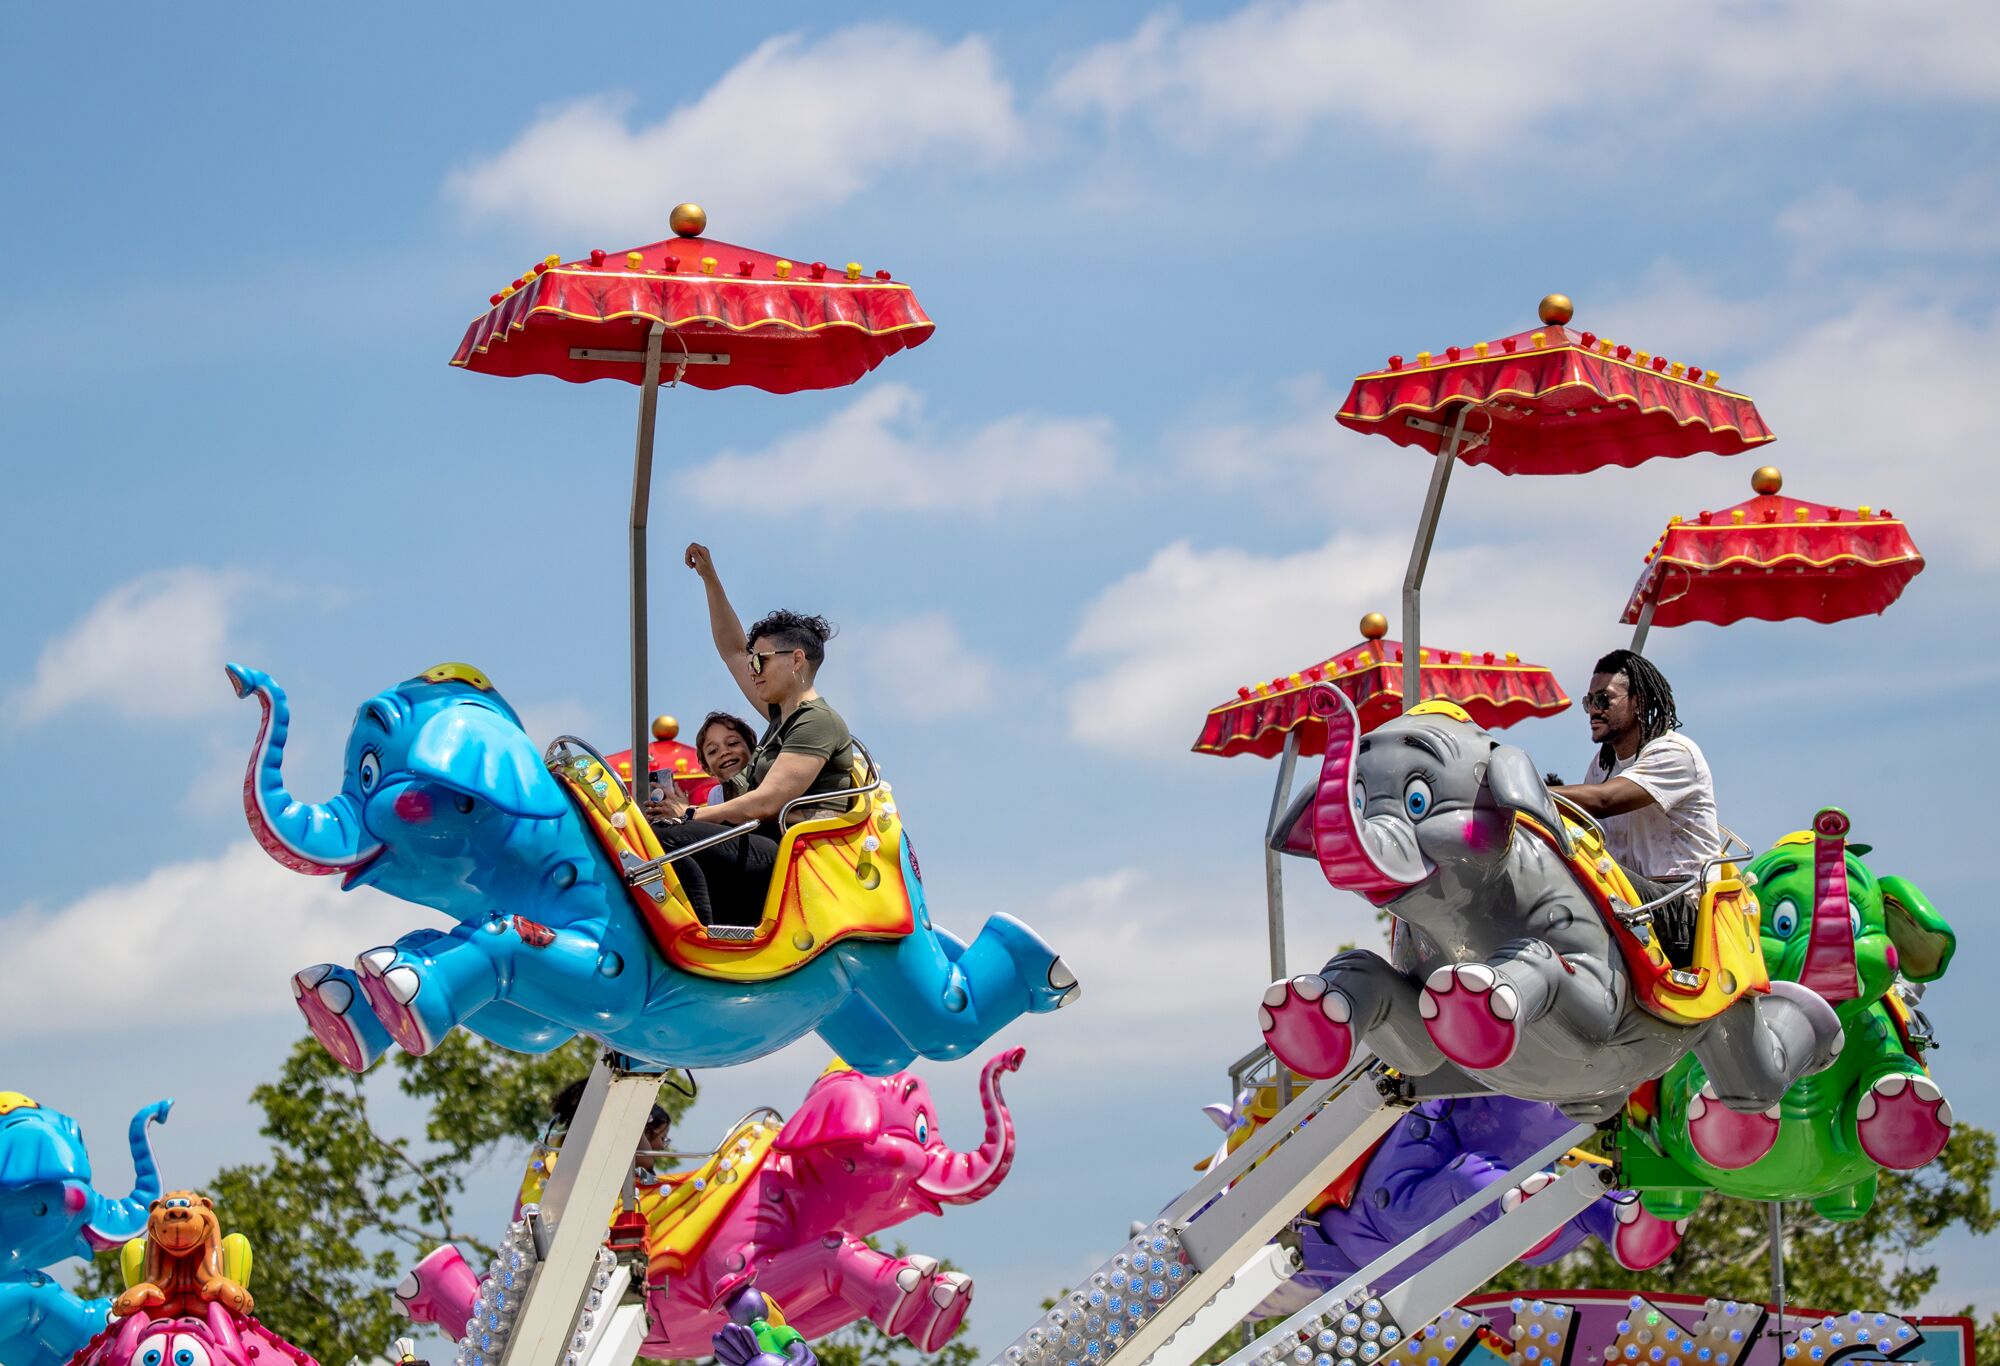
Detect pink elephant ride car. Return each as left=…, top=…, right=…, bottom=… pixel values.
left=68, top=1302, right=315, bottom=1366
left=399, top=1048, right=1024, bottom=1358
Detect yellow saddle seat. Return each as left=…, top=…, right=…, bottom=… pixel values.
left=640, top=1116, right=780, bottom=1279
left=551, top=746, right=916, bottom=984
left=1517, top=814, right=1768, bottom=1025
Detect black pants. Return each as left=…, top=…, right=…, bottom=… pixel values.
left=650, top=819, right=781, bottom=928
left=1626, top=869, right=1698, bottom=970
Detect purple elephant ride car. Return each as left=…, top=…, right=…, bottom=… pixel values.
left=1201, top=1091, right=1684, bottom=1316
left=1258, top=689, right=1840, bottom=1123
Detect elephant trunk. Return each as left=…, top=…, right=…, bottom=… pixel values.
left=1307, top=687, right=1430, bottom=896
left=914, top=1047, right=1023, bottom=1206
left=1799, top=808, right=1861, bottom=1003
left=84, top=1099, right=172, bottom=1250
left=226, top=664, right=380, bottom=876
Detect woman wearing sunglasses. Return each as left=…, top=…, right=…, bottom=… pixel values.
left=643, top=543, right=856, bottom=929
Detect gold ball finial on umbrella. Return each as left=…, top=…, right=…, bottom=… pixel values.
left=669, top=203, right=708, bottom=237
left=1538, top=293, right=1575, bottom=326
left=1751, top=465, right=1783, bottom=495
left=651, top=715, right=680, bottom=741
left=1359, top=612, right=1390, bottom=641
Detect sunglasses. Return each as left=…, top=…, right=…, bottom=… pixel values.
left=747, top=648, right=798, bottom=677
left=1581, top=689, right=1625, bottom=712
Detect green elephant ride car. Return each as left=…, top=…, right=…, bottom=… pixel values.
left=1620, top=808, right=1956, bottom=1220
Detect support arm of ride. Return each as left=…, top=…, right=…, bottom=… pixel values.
left=1550, top=776, right=1654, bottom=817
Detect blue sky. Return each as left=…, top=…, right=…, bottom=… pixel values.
left=6, top=0, right=2000, bottom=1352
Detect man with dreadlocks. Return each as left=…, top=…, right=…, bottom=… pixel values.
left=1552, top=649, right=1721, bottom=965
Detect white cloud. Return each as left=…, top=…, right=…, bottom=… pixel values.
left=1048, top=0, right=2000, bottom=159
left=1001, top=867, right=1383, bottom=1071
left=0, top=843, right=412, bottom=1038
left=1739, top=292, right=2000, bottom=568
left=446, top=26, right=1022, bottom=242
left=1065, top=532, right=1609, bottom=757
left=11, top=568, right=263, bottom=725
left=685, top=383, right=1115, bottom=516
left=1775, top=181, right=2000, bottom=271
left=837, top=613, right=999, bottom=722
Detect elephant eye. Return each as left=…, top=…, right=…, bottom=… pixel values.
left=141, top=1350, right=163, bottom=1366
left=915, top=1112, right=929, bottom=1145
left=359, top=748, right=383, bottom=793
left=1848, top=899, right=1864, bottom=938
left=1769, top=897, right=1799, bottom=939
left=170, top=1334, right=210, bottom=1366
left=1403, top=777, right=1433, bottom=820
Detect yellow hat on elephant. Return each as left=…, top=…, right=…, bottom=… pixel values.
left=0, top=1093, right=38, bottom=1115
left=1408, top=699, right=1472, bottom=723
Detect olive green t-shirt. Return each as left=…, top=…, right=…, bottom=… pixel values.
left=750, top=697, right=855, bottom=828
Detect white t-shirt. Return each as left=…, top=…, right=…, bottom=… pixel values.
left=1584, top=731, right=1722, bottom=882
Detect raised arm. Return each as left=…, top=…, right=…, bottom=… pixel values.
left=687, top=542, right=760, bottom=709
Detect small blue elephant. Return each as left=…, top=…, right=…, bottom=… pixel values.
left=225, top=662, right=1076, bottom=1076
left=0, top=1094, right=171, bottom=1366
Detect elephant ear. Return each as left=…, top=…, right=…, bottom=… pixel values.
left=1485, top=743, right=1571, bottom=855
left=406, top=703, right=567, bottom=819
left=1267, top=785, right=1317, bottom=859
left=1878, top=875, right=1955, bottom=982
left=774, top=1071, right=882, bottom=1153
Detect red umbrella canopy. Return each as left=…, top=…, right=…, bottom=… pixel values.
left=1620, top=466, right=1924, bottom=629
left=604, top=715, right=718, bottom=805
left=451, top=204, right=933, bottom=395
left=1193, top=614, right=1571, bottom=758
left=1337, top=295, right=1773, bottom=475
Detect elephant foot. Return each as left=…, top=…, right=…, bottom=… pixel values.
left=393, top=1246, right=477, bottom=1339
left=355, top=947, right=442, bottom=1056
left=1418, top=964, right=1520, bottom=1070
left=886, top=1256, right=972, bottom=1353
left=1858, top=1074, right=1953, bottom=1170
left=1502, top=1172, right=1565, bottom=1260
left=1044, top=958, right=1081, bottom=1010
left=1607, top=1192, right=1686, bottom=1270
left=1686, top=1083, right=1780, bottom=1170
left=292, top=964, right=390, bottom=1073
left=1259, top=976, right=1354, bottom=1080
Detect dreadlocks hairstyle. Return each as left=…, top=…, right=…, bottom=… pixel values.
left=1593, top=649, right=1681, bottom=772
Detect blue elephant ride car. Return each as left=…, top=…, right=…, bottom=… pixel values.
left=227, top=661, right=1078, bottom=1077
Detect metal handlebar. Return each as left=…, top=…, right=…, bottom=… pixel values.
left=1625, top=826, right=1757, bottom=917
left=1547, top=790, right=1606, bottom=843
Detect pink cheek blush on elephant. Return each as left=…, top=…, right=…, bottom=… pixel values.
left=398, top=1049, right=1024, bottom=1359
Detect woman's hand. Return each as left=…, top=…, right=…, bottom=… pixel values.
left=685, top=542, right=717, bottom=581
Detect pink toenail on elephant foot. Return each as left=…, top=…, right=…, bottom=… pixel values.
left=1609, top=1194, right=1686, bottom=1271
left=292, top=966, right=369, bottom=1074
left=917, top=1272, right=973, bottom=1352
left=356, top=950, right=434, bottom=1056
left=1686, top=1084, right=1780, bottom=1169
left=1419, top=964, right=1520, bottom=1069
left=1258, top=976, right=1355, bottom=1080
left=1857, top=1074, right=1952, bottom=1170
left=1502, top=1172, right=1563, bottom=1259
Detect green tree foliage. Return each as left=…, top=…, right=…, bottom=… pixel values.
left=77, top=1033, right=693, bottom=1366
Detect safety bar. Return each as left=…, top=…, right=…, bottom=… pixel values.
left=1547, top=789, right=1606, bottom=842
left=633, top=1106, right=785, bottom=1163
left=1626, top=825, right=1756, bottom=917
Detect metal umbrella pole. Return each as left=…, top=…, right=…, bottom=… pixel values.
left=569, top=323, right=727, bottom=799
left=1628, top=591, right=1659, bottom=654
left=1768, top=1201, right=1788, bottom=1342
left=1262, top=732, right=1301, bottom=982
left=1398, top=407, right=1476, bottom=712
left=628, top=323, right=666, bottom=800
